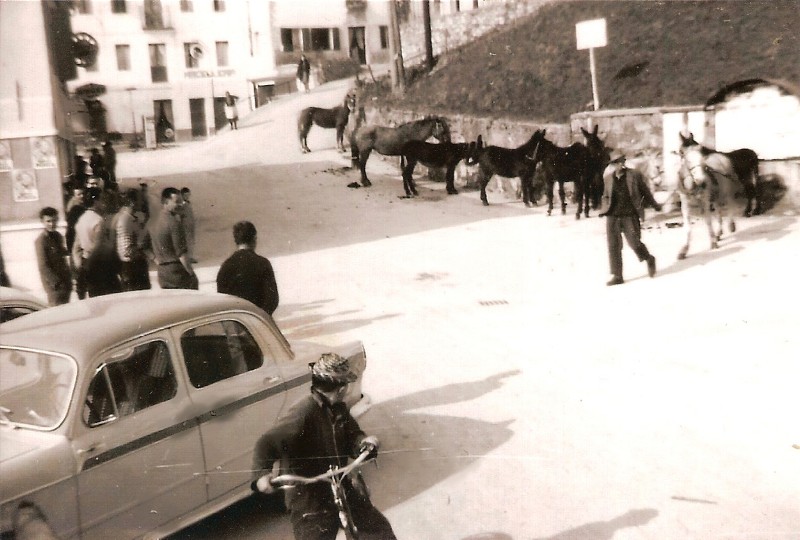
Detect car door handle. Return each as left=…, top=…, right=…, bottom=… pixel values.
left=76, top=442, right=107, bottom=456
left=263, top=376, right=280, bottom=385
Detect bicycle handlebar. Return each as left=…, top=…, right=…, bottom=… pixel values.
left=266, top=449, right=373, bottom=489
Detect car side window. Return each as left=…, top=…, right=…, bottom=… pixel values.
left=83, top=341, right=177, bottom=427
left=180, top=320, right=264, bottom=389
left=0, top=306, right=38, bottom=323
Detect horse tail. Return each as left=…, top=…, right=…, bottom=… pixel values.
left=349, top=129, right=359, bottom=166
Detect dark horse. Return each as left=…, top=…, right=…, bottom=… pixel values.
left=534, top=126, right=607, bottom=219
left=298, top=93, right=356, bottom=153
left=475, top=130, right=544, bottom=207
left=400, top=139, right=482, bottom=197
left=679, top=132, right=761, bottom=217
left=350, top=116, right=450, bottom=187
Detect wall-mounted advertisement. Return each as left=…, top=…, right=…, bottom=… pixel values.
left=0, top=141, right=12, bottom=171
left=32, top=137, right=57, bottom=169
left=12, top=169, right=39, bottom=202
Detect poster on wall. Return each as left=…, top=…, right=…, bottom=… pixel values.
left=0, top=141, right=12, bottom=171
left=32, top=137, right=57, bottom=169
left=12, top=169, right=39, bottom=202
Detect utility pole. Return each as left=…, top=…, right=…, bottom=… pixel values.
left=422, top=0, right=433, bottom=72
left=388, top=0, right=405, bottom=93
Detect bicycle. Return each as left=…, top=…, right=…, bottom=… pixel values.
left=259, top=449, right=374, bottom=540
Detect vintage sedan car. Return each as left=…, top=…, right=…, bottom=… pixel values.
left=0, top=290, right=368, bottom=540
left=0, top=286, right=47, bottom=324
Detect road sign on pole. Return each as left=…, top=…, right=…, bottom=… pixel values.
left=576, top=18, right=607, bottom=111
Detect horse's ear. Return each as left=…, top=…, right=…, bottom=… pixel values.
left=593, top=124, right=599, bottom=135
left=542, top=128, right=547, bottom=138
left=581, top=127, right=589, bottom=137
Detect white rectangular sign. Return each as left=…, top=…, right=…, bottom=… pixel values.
left=576, top=18, right=607, bottom=50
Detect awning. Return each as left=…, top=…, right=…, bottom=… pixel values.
left=74, top=83, right=107, bottom=100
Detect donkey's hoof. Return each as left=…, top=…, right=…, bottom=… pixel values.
left=361, top=180, right=372, bottom=187
left=677, top=251, right=687, bottom=260
left=547, top=209, right=552, bottom=216
left=711, top=242, right=719, bottom=250
left=447, top=189, right=458, bottom=195
left=482, top=200, right=490, bottom=207
left=575, top=213, right=581, bottom=220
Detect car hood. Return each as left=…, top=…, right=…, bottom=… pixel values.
left=0, top=427, right=74, bottom=502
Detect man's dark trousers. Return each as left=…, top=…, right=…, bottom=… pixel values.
left=606, top=216, right=651, bottom=279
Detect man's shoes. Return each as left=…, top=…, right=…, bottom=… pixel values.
left=647, top=255, right=656, bottom=278
left=606, top=276, right=624, bottom=286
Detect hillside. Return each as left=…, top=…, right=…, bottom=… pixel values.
left=368, top=0, right=800, bottom=122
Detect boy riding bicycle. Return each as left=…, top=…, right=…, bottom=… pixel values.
left=252, top=353, right=397, bottom=540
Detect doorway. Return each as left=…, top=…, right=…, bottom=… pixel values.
left=189, top=98, right=206, bottom=138
left=213, top=97, right=227, bottom=131
left=348, top=27, right=366, bottom=64
left=154, top=99, right=174, bottom=143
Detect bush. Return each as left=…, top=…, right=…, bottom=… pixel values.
left=319, top=58, right=362, bottom=84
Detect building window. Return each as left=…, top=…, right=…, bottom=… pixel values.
left=299, top=28, right=341, bottom=52
left=149, top=43, right=167, bottom=82
left=379, top=26, right=389, bottom=49
left=280, top=28, right=294, bottom=52
left=213, top=0, right=225, bottom=12
left=215, top=41, right=229, bottom=67
left=111, top=0, right=126, bottom=13
left=72, top=0, right=91, bottom=14
left=116, top=45, right=130, bottom=70
left=180, top=0, right=193, bottom=12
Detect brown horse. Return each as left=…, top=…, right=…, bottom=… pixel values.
left=350, top=116, right=450, bottom=187
left=679, top=132, right=761, bottom=217
left=298, top=93, right=356, bottom=153
left=474, top=130, right=544, bottom=207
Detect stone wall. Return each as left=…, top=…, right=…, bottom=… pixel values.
left=400, top=0, right=563, bottom=66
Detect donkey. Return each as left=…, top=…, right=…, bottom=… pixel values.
left=534, top=128, right=607, bottom=219
left=679, top=132, right=761, bottom=217
left=399, top=139, right=482, bottom=197
left=474, top=130, right=544, bottom=207
left=297, top=93, right=356, bottom=153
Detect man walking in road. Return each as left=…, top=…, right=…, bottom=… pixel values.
left=296, top=54, right=311, bottom=93
left=148, top=187, right=197, bottom=290
left=216, top=220, right=279, bottom=315
left=598, top=150, right=662, bottom=286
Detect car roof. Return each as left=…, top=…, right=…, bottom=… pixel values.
left=0, top=290, right=279, bottom=361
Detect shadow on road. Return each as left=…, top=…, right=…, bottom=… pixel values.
left=656, top=215, right=797, bottom=279
left=358, top=371, right=520, bottom=512
left=530, top=508, right=659, bottom=540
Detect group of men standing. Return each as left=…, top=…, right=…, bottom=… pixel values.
left=35, top=178, right=202, bottom=305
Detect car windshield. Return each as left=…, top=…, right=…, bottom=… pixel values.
left=0, top=348, right=77, bottom=430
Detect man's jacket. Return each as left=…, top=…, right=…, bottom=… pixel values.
left=598, top=166, right=659, bottom=220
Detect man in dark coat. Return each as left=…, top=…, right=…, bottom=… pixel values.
left=35, top=207, right=72, bottom=305
left=598, top=150, right=662, bottom=285
left=216, top=221, right=279, bottom=315
left=252, top=353, right=396, bottom=540
left=296, top=54, right=311, bottom=93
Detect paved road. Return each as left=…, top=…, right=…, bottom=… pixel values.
left=119, top=79, right=800, bottom=539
